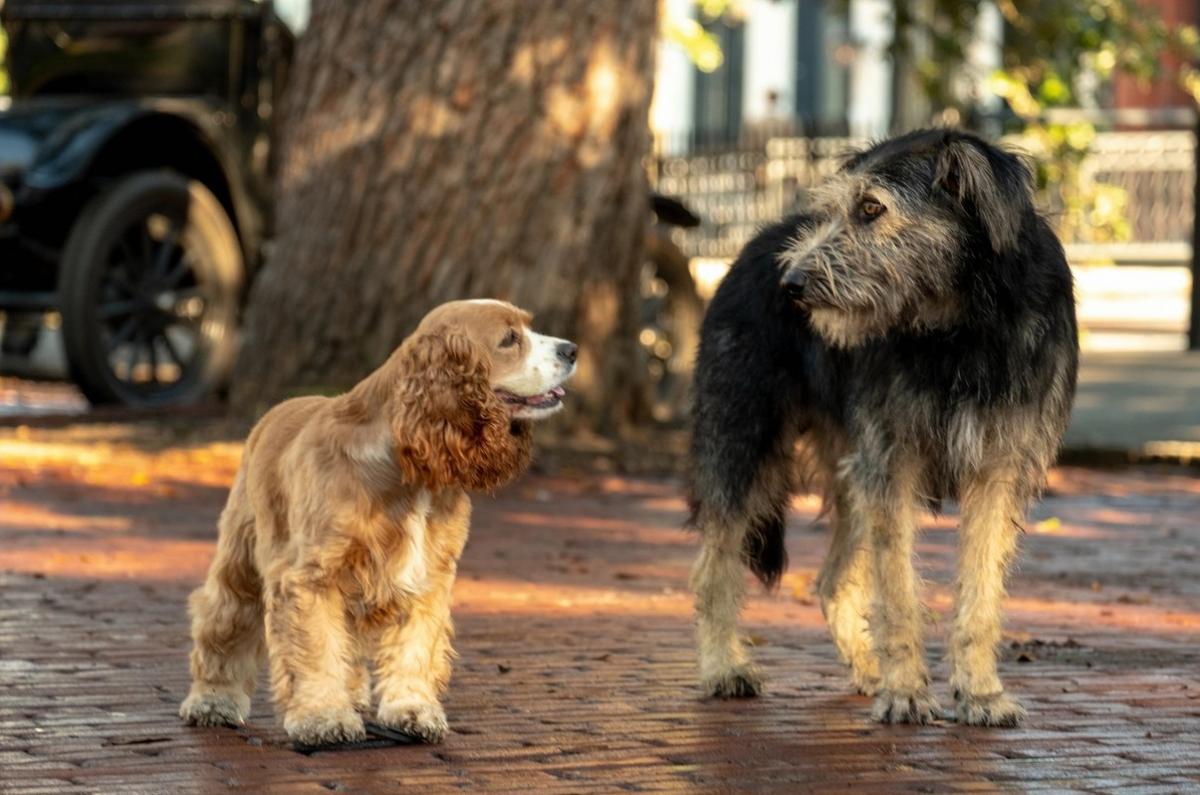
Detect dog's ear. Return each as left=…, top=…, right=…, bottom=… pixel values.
left=390, top=330, right=532, bottom=491
left=934, top=136, right=1034, bottom=254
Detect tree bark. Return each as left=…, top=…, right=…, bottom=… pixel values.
left=233, top=0, right=657, bottom=431
left=1190, top=110, right=1200, bottom=351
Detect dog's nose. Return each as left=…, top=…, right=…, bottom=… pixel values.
left=557, top=341, right=578, bottom=365
left=781, top=269, right=808, bottom=300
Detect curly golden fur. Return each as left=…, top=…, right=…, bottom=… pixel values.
left=180, top=300, right=575, bottom=747
left=344, top=329, right=534, bottom=491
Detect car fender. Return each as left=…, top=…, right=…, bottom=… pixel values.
left=21, top=104, right=147, bottom=191
left=18, top=101, right=262, bottom=259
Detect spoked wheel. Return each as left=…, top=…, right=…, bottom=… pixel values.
left=59, top=171, right=243, bottom=406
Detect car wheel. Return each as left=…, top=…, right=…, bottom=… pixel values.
left=59, top=171, right=243, bottom=407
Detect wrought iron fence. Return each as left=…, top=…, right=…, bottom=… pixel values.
left=1082, top=132, right=1194, bottom=245
left=651, top=130, right=1196, bottom=261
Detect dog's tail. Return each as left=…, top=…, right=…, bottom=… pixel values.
left=686, top=464, right=791, bottom=590
left=686, top=441, right=797, bottom=590
left=742, top=512, right=788, bottom=588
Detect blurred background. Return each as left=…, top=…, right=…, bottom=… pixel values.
left=0, top=0, right=1198, bottom=460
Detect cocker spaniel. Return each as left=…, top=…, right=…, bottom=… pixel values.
left=180, top=299, right=576, bottom=748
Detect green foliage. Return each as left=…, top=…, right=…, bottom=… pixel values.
left=889, top=1, right=1200, bottom=110
left=662, top=16, right=724, bottom=73
left=1, top=28, right=8, bottom=96
left=884, top=0, right=1200, bottom=243
left=661, top=0, right=745, bottom=74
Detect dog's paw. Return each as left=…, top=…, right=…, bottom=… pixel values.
left=954, top=690, right=1026, bottom=727
left=702, top=665, right=764, bottom=698
left=284, top=707, right=367, bottom=747
left=179, top=691, right=248, bottom=728
left=376, top=699, right=449, bottom=744
left=350, top=679, right=373, bottom=712
left=849, top=666, right=881, bottom=697
left=870, top=688, right=941, bottom=725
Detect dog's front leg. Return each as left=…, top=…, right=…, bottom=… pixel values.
left=346, top=640, right=373, bottom=712
left=851, top=460, right=940, bottom=724
left=265, top=573, right=366, bottom=746
left=372, top=572, right=454, bottom=743
left=949, top=468, right=1026, bottom=727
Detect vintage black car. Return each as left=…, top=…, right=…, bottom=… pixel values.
left=0, top=0, right=293, bottom=405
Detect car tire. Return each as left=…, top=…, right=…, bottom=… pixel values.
left=58, top=170, right=243, bottom=406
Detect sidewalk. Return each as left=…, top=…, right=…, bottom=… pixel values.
left=1, top=426, right=1198, bottom=792
left=1066, top=351, right=1200, bottom=459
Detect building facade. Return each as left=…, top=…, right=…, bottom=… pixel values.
left=652, top=0, right=1005, bottom=151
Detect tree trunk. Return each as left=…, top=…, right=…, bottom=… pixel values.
left=1190, top=110, right=1200, bottom=351
left=232, top=0, right=657, bottom=432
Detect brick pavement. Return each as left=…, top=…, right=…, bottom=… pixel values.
left=1, top=426, right=1198, bottom=793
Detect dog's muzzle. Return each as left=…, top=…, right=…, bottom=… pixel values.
left=781, top=268, right=808, bottom=301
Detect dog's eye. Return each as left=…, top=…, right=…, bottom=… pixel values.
left=498, top=329, right=520, bottom=349
left=859, top=197, right=886, bottom=222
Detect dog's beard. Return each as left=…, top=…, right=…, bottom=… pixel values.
left=808, top=306, right=892, bottom=348
left=798, top=246, right=961, bottom=348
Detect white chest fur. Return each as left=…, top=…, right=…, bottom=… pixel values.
left=392, top=490, right=432, bottom=595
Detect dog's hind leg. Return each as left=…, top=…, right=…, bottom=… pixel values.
left=816, top=482, right=880, bottom=696
left=949, top=467, right=1026, bottom=727
left=688, top=328, right=800, bottom=696
left=690, top=451, right=793, bottom=698
left=691, top=519, right=761, bottom=698
left=850, top=457, right=940, bottom=724
left=180, top=471, right=265, bottom=728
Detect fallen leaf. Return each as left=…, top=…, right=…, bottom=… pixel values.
left=1034, top=517, right=1062, bottom=533
left=781, top=571, right=815, bottom=601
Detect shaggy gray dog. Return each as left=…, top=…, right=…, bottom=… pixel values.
left=688, top=128, right=1078, bottom=727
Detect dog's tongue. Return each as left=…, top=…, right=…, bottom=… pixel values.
left=498, top=386, right=566, bottom=407
left=526, top=386, right=566, bottom=406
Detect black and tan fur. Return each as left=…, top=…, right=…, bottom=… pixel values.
left=688, top=129, right=1078, bottom=726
